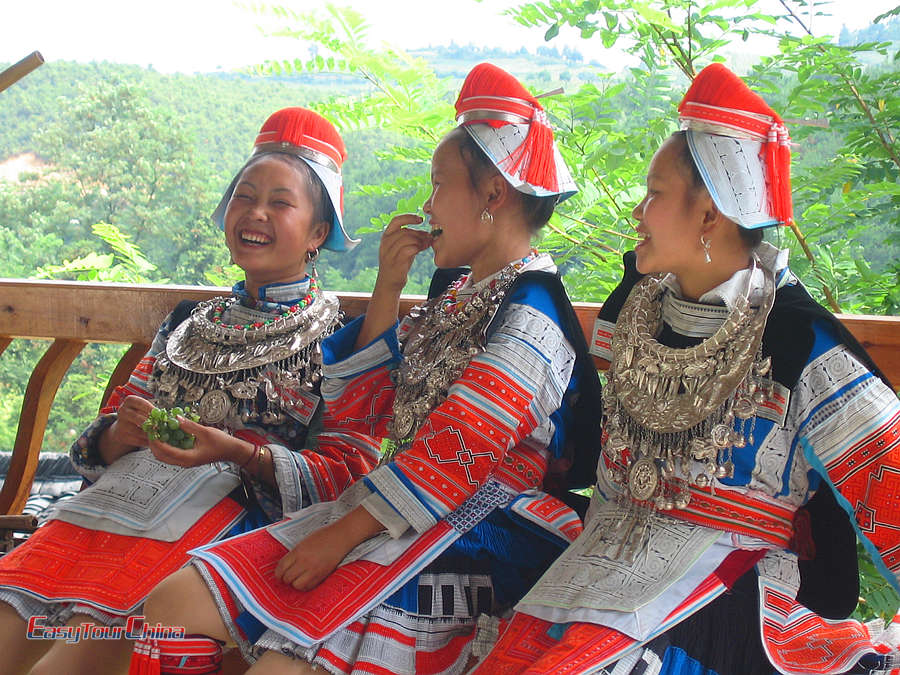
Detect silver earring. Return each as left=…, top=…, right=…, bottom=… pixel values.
left=700, top=235, right=711, bottom=264
left=480, top=208, right=493, bottom=226
left=306, top=248, right=319, bottom=277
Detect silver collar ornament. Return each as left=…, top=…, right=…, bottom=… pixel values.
left=383, top=260, right=528, bottom=463
left=600, top=258, right=775, bottom=557
left=149, top=292, right=340, bottom=427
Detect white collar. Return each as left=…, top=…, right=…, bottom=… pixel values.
left=660, top=243, right=792, bottom=339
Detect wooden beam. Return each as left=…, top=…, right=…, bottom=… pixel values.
left=0, top=279, right=226, bottom=343
left=835, top=313, right=900, bottom=386
left=0, top=51, right=44, bottom=94
left=0, top=339, right=86, bottom=515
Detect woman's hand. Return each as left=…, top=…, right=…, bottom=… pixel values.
left=275, top=521, right=357, bottom=591
left=275, top=507, right=385, bottom=591
left=355, top=214, right=432, bottom=349
left=148, top=416, right=253, bottom=469
left=97, top=395, right=153, bottom=463
left=373, top=213, right=433, bottom=295
left=110, top=395, right=153, bottom=447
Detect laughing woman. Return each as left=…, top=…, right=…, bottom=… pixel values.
left=471, top=64, right=900, bottom=675
left=0, top=107, right=378, bottom=675
left=131, top=62, right=601, bottom=675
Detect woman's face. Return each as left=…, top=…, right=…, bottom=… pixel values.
left=423, top=136, right=493, bottom=270
left=224, top=155, right=327, bottom=290
left=631, top=135, right=711, bottom=278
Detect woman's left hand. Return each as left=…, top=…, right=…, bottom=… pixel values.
left=275, top=521, right=355, bottom=591
left=275, top=506, right=386, bottom=591
left=148, top=416, right=253, bottom=468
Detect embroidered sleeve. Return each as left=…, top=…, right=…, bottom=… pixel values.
left=794, top=320, right=900, bottom=591
left=68, top=311, right=176, bottom=478
left=232, top=405, right=381, bottom=519
left=363, top=281, right=577, bottom=535
left=320, top=315, right=403, bottom=440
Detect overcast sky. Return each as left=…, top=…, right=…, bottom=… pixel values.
left=2, top=1, right=897, bottom=74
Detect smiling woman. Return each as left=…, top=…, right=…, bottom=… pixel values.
left=0, top=106, right=378, bottom=675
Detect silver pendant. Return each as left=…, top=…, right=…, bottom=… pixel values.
left=628, top=457, right=659, bottom=502
left=198, top=389, right=230, bottom=425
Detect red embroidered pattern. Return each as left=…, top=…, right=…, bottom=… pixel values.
left=195, top=521, right=458, bottom=644
left=0, top=497, right=243, bottom=613
left=824, top=410, right=900, bottom=573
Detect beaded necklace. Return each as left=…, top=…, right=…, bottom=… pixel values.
left=439, top=249, right=538, bottom=314
left=211, top=277, right=319, bottom=330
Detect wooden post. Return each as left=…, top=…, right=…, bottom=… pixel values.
left=0, top=52, right=45, bottom=94
left=0, top=338, right=86, bottom=515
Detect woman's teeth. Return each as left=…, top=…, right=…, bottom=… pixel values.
left=241, top=232, right=270, bottom=244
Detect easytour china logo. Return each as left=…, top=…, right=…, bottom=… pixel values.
left=27, top=615, right=184, bottom=643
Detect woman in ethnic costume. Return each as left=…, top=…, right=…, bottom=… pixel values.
left=471, top=63, right=900, bottom=675
left=130, top=62, right=602, bottom=675
left=0, top=107, right=379, bottom=675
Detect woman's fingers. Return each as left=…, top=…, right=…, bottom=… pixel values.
left=383, top=212, right=425, bottom=235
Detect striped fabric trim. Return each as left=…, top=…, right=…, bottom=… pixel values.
left=680, top=101, right=773, bottom=141
left=589, top=317, right=614, bottom=361
left=130, top=635, right=223, bottom=675
left=760, top=575, right=889, bottom=675
left=665, top=484, right=796, bottom=548
left=510, top=492, right=584, bottom=542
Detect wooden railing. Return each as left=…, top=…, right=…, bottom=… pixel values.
left=1, top=278, right=898, bottom=518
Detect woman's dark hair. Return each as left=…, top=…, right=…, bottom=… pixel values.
left=447, top=127, right=557, bottom=232
left=243, top=152, right=335, bottom=229
left=671, top=130, right=764, bottom=250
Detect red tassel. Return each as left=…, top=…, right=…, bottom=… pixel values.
left=456, top=62, right=560, bottom=192
left=130, top=638, right=161, bottom=675
left=506, top=110, right=559, bottom=192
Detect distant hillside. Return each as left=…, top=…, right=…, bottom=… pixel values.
left=839, top=16, right=900, bottom=45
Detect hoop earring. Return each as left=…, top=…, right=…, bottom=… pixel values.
left=306, top=248, right=319, bottom=277
left=700, top=235, right=711, bottom=264
left=480, top=208, right=493, bottom=226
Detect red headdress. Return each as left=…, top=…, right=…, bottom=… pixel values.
left=454, top=63, right=576, bottom=201
left=213, top=107, right=358, bottom=251
left=678, top=63, right=793, bottom=228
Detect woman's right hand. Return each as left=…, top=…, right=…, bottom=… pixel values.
left=97, top=395, right=153, bottom=463
left=354, top=214, right=432, bottom=349
left=373, top=213, right=432, bottom=295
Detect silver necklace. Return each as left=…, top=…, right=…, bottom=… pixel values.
left=383, top=258, right=531, bottom=462
left=603, top=258, right=775, bottom=511
left=150, top=293, right=339, bottom=426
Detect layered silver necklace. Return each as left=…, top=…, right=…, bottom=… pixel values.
left=384, top=256, right=534, bottom=462
left=603, top=257, right=775, bottom=515
left=150, top=292, right=340, bottom=427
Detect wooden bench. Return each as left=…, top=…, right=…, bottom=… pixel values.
left=1, top=278, right=898, bottom=521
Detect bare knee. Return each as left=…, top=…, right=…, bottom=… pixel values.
left=142, top=566, right=230, bottom=643
left=29, top=613, right=133, bottom=675
left=0, top=601, right=51, bottom=675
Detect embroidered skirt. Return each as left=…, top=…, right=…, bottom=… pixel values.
left=0, top=496, right=244, bottom=622
left=190, top=487, right=575, bottom=675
